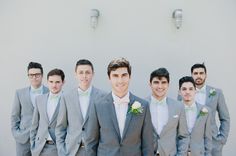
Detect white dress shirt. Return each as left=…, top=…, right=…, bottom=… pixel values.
left=30, top=85, right=43, bottom=107
left=150, top=96, right=168, bottom=135
left=112, top=92, right=130, bottom=137
left=78, top=86, right=92, bottom=119
left=47, top=91, right=62, bottom=140
left=184, top=102, right=197, bottom=133
left=195, top=85, right=206, bottom=105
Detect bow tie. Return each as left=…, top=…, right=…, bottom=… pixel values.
left=79, top=91, right=89, bottom=96
left=185, top=106, right=195, bottom=112
left=50, top=95, right=59, bottom=100
left=31, top=88, right=42, bottom=94
left=197, top=89, right=205, bottom=94
left=114, top=98, right=130, bottom=105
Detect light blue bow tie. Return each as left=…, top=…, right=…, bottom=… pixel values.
left=50, top=95, right=59, bottom=100
left=79, top=91, right=89, bottom=96
left=197, top=89, right=205, bottom=94
left=185, top=106, right=195, bottom=112
left=31, top=88, right=42, bottom=94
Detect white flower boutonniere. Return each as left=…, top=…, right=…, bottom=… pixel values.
left=129, top=101, right=143, bottom=115
left=209, top=88, right=216, bottom=97
left=199, top=107, right=208, bottom=117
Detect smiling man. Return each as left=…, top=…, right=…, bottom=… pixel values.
left=30, top=69, right=65, bottom=156
left=55, top=59, right=106, bottom=156
left=86, top=57, right=153, bottom=156
left=11, top=62, right=49, bottom=156
left=146, top=68, right=189, bottom=156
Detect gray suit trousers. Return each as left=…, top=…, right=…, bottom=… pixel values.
left=212, top=139, right=223, bottom=156
left=39, top=143, right=58, bottom=156
left=16, top=141, right=31, bottom=156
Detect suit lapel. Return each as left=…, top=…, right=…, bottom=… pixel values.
left=43, top=93, right=50, bottom=123
left=26, top=87, right=34, bottom=111
left=107, top=93, right=122, bottom=140
left=160, top=98, right=174, bottom=136
left=73, top=89, right=84, bottom=124
left=49, top=98, right=61, bottom=124
left=205, top=85, right=212, bottom=105
left=121, top=93, right=134, bottom=140
left=82, top=87, right=95, bottom=126
left=192, top=103, right=202, bottom=131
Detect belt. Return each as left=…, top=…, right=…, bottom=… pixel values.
left=46, top=140, right=54, bottom=145
left=80, top=142, right=85, bottom=148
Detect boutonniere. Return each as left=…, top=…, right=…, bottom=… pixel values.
left=209, top=88, right=216, bottom=97
left=199, top=107, right=208, bottom=117
left=129, top=101, right=143, bottom=115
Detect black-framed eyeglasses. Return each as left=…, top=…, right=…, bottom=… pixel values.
left=28, top=73, right=42, bottom=78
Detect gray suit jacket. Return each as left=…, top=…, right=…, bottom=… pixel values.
left=146, top=96, right=189, bottom=156
left=86, top=92, right=154, bottom=156
left=177, top=85, right=230, bottom=144
left=188, top=103, right=212, bottom=156
left=55, top=86, right=106, bottom=156
left=30, top=93, right=60, bottom=156
left=11, top=86, right=49, bottom=144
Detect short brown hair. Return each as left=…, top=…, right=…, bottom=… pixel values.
left=107, top=57, right=131, bottom=77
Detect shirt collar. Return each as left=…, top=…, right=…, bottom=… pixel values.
left=196, top=85, right=206, bottom=94
left=78, top=86, right=92, bottom=96
left=112, top=92, right=130, bottom=105
left=30, top=85, right=43, bottom=94
left=49, top=91, right=62, bottom=100
left=151, top=96, right=167, bottom=105
left=184, top=102, right=197, bottom=111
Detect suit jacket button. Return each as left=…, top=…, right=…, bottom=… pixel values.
left=82, top=128, right=85, bottom=131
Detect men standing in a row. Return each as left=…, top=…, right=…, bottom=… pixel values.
left=30, top=69, right=65, bottom=156
left=179, top=76, right=212, bottom=156
left=11, top=62, right=49, bottom=156
left=55, top=59, right=106, bottom=156
left=86, top=58, right=154, bottom=156
left=146, top=68, right=189, bottom=156
left=178, top=63, right=230, bottom=156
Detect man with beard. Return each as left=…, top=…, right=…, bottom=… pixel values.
left=178, top=63, right=230, bottom=156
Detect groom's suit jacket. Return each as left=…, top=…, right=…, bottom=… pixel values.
left=146, top=96, right=189, bottom=156
left=188, top=103, right=212, bottom=156
left=86, top=92, right=154, bottom=156
left=11, top=86, right=49, bottom=144
left=30, top=93, right=61, bottom=156
left=55, top=86, right=106, bottom=156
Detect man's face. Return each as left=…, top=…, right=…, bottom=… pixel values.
left=150, top=77, right=169, bottom=100
left=191, top=68, right=207, bottom=87
left=28, top=68, right=43, bottom=88
left=179, top=82, right=196, bottom=104
left=109, top=67, right=130, bottom=98
left=75, top=65, right=94, bottom=90
left=47, top=75, right=64, bottom=94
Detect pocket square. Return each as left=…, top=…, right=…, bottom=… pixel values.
left=173, top=115, right=179, bottom=118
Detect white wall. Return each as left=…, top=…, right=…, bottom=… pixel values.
left=1, top=0, right=236, bottom=155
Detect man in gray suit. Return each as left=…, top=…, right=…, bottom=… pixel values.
left=146, top=68, right=189, bottom=156
left=86, top=58, right=153, bottom=156
left=55, top=59, right=106, bottom=156
left=189, top=63, right=229, bottom=156
left=30, top=69, right=65, bottom=156
left=179, top=76, right=212, bottom=156
left=11, top=62, right=49, bottom=156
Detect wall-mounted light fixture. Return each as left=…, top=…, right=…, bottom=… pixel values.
left=90, top=9, right=100, bottom=29
left=172, top=9, right=183, bottom=29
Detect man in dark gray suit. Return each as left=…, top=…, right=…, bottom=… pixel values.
left=146, top=68, right=189, bottom=156
left=30, top=69, right=65, bottom=156
left=86, top=58, right=153, bottom=156
left=55, top=59, right=106, bottom=156
left=11, top=62, right=49, bottom=156
left=190, top=63, right=230, bottom=156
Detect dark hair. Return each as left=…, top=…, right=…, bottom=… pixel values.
left=107, top=57, right=131, bottom=77
left=191, top=63, right=207, bottom=73
left=75, top=59, right=94, bottom=72
left=47, top=69, right=65, bottom=81
left=150, top=68, right=169, bottom=83
left=27, top=62, right=43, bottom=74
left=179, top=76, right=196, bottom=89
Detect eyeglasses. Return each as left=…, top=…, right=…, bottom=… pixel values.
left=28, top=73, right=42, bottom=78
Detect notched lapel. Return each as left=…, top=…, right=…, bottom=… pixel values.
left=72, top=89, right=84, bottom=124
left=26, top=87, right=34, bottom=111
